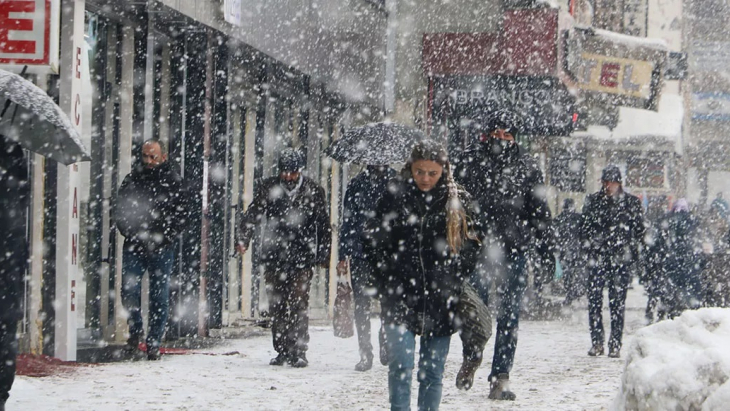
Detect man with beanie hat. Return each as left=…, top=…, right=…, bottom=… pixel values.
left=454, top=110, right=555, bottom=401
left=581, top=165, right=644, bottom=358
left=236, top=148, right=331, bottom=368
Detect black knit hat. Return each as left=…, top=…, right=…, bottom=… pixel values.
left=484, top=109, right=523, bottom=135
left=601, top=165, right=622, bottom=183
left=278, top=148, right=303, bottom=172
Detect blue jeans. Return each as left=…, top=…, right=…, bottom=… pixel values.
left=122, top=244, right=174, bottom=348
left=385, top=324, right=451, bottom=411
left=470, top=253, right=527, bottom=377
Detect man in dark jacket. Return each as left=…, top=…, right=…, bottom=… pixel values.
left=0, top=136, right=29, bottom=410
left=116, top=139, right=186, bottom=360
left=236, top=148, right=331, bottom=368
left=555, top=198, right=585, bottom=305
left=581, top=165, right=644, bottom=358
left=337, top=165, right=395, bottom=371
left=454, top=111, right=554, bottom=401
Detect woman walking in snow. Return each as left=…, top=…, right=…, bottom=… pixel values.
left=364, top=141, right=482, bottom=411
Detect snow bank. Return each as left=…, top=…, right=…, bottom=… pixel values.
left=613, top=308, right=730, bottom=411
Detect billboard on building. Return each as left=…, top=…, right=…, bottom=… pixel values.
left=0, top=0, right=60, bottom=72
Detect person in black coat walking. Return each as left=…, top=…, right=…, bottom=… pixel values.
left=581, top=165, right=644, bottom=358
left=454, top=111, right=554, bottom=401
left=364, top=141, right=481, bottom=411
left=236, top=148, right=331, bottom=368
left=337, top=165, right=396, bottom=371
left=0, top=135, right=29, bottom=410
left=116, top=139, right=186, bottom=360
left=555, top=198, right=586, bottom=305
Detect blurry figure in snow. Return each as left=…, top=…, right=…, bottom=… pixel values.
left=454, top=110, right=554, bottom=401
left=338, top=164, right=396, bottom=372
left=116, top=139, right=186, bottom=360
left=363, top=141, right=482, bottom=411
left=710, top=192, right=729, bottom=221
left=581, top=165, right=644, bottom=359
left=555, top=198, right=586, bottom=305
left=236, top=148, right=331, bottom=368
left=642, top=197, right=670, bottom=323
left=0, top=135, right=29, bottom=410
left=657, top=199, right=704, bottom=318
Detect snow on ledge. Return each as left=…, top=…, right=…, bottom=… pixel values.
left=612, top=308, right=730, bottom=411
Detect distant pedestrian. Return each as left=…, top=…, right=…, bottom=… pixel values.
left=555, top=198, right=585, bottom=305
left=338, top=165, right=396, bottom=372
left=454, top=110, right=554, bottom=401
left=116, top=139, right=186, bottom=360
left=581, top=165, right=644, bottom=358
left=364, top=141, right=481, bottom=411
left=236, top=148, right=331, bottom=368
left=0, top=135, right=29, bottom=410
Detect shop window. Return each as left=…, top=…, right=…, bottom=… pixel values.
left=549, top=147, right=586, bottom=192
left=626, top=158, right=665, bottom=189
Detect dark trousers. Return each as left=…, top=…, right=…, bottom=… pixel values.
left=471, top=253, right=527, bottom=377
left=121, top=244, right=175, bottom=348
left=351, top=258, right=376, bottom=357
left=264, top=266, right=314, bottom=358
left=588, top=257, right=630, bottom=351
left=0, top=320, right=18, bottom=404
left=562, top=257, right=586, bottom=304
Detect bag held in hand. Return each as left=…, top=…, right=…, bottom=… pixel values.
left=333, top=280, right=355, bottom=338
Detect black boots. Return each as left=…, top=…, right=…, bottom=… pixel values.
left=456, top=354, right=482, bottom=390
left=289, top=354, right=308, bottom=368
left=355, top=351, right=374, bottom=372
left=147, top=346, right=161, bottom=361
left=608, top=348, right=621, bottom=358
left=269, top=353, right=288, bottom=366
left=588, top=344, right=605, bottom=356
left=488, top=373, right=516, bottom=401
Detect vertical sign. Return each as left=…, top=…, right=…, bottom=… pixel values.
left=0, top=0, right=60, bottom=71
left=55, top=0, right=84, bottom=361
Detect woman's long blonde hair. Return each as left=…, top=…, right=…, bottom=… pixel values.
left=405, top=141, right=477, bottom=253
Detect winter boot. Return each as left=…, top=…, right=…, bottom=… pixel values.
left=269, top=353, right=288, bottom=366
left=355, top=351, right=374, bottom=372
left=456, top=354, right=482, bottom=390
left=588, top=344, right=605, bottom=356
left=147, top=346, right=161, bottom=361
left=289, top=354, right=308, bottom=368
left=488, top=373, right=516, bottom=401
left=608, top=348, right=621, bottom=358
left=123, top=334, right=143, bottom=353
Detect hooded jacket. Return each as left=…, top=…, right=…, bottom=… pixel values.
left=454, top=141, right=554, bottom=259
left=363, top=175, right=481, bottom=337
left=237, top=175, right=331, bottom=268
left=116, top=162, right=186, bottom=251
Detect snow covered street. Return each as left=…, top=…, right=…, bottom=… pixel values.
left=10, top=287, right=651, bottom=411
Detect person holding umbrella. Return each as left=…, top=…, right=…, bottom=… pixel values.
left=338, top=163, right=396, bottom=371
left=454, top=110, right=555, bottom=401
left=364, top=141, right=482, bottom=411
left=0, top=135, right=29, bottom=411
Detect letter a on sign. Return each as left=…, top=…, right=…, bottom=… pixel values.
left=72, top=187, right=78, bottom=218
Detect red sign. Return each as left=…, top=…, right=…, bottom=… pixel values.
left=0, top=0, right=51, bottom=65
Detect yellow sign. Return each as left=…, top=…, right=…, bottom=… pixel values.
left=576, top=53, right=655, bottom=99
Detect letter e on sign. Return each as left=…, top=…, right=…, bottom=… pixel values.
left=0, top=0, right=51, bottom=65
left=599, top=63, right=620, bottom=88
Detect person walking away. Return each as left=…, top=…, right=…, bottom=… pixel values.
left=454, top=110, right=555, bottom=401
left=581, top=165, right=644, bottom=358
left=338, top=164, right=396, bottom=371
left=116, top=139, right=186, bottom=360
left=364, top=141, right=481, bottom=411
left=236, top=148, right=331, bottom=368
left=642, top=199, right=670, bottom=323
left=555, top=198, right=586, bottom=305
left=0, top=135, right=29, bottom=410
left=660, top=199, right=703, bottom=318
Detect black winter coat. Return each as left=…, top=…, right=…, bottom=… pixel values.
left=238, top=176, right=331, bottom=268
left=339, top=168, right=396, bottom=261
left=364, top=176, right=481, bottom=337
left=581, top=189, right=645, bottom=263
left=0, top=137, right=29, bottom=321
left=454, top=142, right=554, bottom=258
left=555, top=210, right=583, bottom=264
left=116, top=162, right=186, bottom=252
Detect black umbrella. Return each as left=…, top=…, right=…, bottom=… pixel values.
left=326, top=122, right=426, bottom=165
left=0, top=68, right=90, bottom=165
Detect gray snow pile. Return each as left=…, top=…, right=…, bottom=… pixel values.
left=613, top=308, right=730, bottom=411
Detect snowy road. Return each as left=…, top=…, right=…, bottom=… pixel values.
left=10, top=287, right=649, bottom=411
